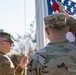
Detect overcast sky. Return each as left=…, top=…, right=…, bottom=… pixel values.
left=0, top=0, right=35, bottom=36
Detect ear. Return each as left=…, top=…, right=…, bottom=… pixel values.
left=45, top=28, right=50, bottom=35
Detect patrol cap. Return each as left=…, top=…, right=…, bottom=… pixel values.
left=0, top=32, right=14, bottom=43
left=44, top=13, right=66, bottom=28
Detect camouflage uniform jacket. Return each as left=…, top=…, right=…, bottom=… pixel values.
left=27, top=39, right=76, bottom=75
left=0, top=51, right=15, bottom=75
left=0, top=51, right=24, bottom=75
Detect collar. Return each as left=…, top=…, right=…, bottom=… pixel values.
left=50, top=39, right=69, bottom=44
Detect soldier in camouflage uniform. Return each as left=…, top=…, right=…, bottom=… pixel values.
left=0, top=32, right=27, bottom=75
left=27, top=13, right=76, bottom=75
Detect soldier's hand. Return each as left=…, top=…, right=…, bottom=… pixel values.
left=55, top=0, right=64, bottom=12
left=19, top=56, right=27, bottom=68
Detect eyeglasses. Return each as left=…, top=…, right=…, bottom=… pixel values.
left=2, top=40, right=14, bottom=46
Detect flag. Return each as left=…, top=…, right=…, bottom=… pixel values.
left=47, top=0, right=76, bottom=16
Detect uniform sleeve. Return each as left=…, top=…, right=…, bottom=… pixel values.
left=15, top=65, right=24, bottom=75
left=0, top=56, right=14, bottom=75
left=27, top=57, right=43, bottom=75
left=67, top=17, right=76, bottom=28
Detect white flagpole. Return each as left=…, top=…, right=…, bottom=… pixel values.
left=35, top=0, right=48, bottom=50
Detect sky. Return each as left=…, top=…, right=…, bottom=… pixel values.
left=0, top=0, right=75, bottom=36
left=0, top=0, right=35, bottom=36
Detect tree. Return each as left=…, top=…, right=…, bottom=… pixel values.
left=10, top=23, right=37, bottom=56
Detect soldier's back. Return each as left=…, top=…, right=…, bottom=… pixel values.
left=28, top=40, right=76, bottom=75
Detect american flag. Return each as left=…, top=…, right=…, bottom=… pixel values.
left=47, top=0, right=76, bottom=16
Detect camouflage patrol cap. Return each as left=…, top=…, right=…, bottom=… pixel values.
left=0, top=32, right=14, bottom=43
left=44, top=13, right=66, bottom=28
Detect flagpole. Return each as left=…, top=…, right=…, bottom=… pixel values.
left=24, top=0, right=27, bottom=56
left=35, top=0, right=48, bottom=50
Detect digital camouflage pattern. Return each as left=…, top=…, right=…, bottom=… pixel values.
left=27, top=39, right=76, bottom=75
left=67, top=17, right=76, bottom=30
left=67, top=17, right=76, bottom=37
left=15, top=65, right=24, bottom=75
left=0, top=51, right=24, bottom=75
left=0, top=51, right=15, bottom=75
left=0, top=32, right=14, bottom=43
left=44, top=13, right=66, bottom=28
